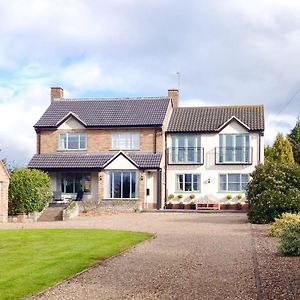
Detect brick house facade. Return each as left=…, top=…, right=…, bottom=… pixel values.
left=0, top=161, right=9, bottom=222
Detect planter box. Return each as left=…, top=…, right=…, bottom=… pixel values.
left=178, top=204, right=185, bottom=209
left=231, top=204, right=237, bottom=210
left=184, top=204, right=191, bottom=209
left=166, top=204, right=172, bottom=209
left=172, top=204, right=179, bottom=209
left=190, top=204, right=196, bottom=210
left=220, top=204, right=226, bottom=209
left=242, top=204, right=249, bottom=211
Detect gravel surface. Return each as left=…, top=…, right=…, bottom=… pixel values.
left=4, top=213, right=298, bottom=299
left=2, top=213, right=257, bottom=300
left=251, top=224, right=300, bottom=300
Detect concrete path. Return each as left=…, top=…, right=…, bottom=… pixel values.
left=3, top=213, right=258, bottom=299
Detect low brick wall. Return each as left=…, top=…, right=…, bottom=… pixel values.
left=8, top=211, right=43, bottom=223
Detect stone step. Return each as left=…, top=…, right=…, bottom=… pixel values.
left=38, top=206, right=66, bottom=222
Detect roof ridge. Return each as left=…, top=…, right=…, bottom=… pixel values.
left=59, top=96, right=169, bottom=102
left=176, top=104, right=264, bottom=109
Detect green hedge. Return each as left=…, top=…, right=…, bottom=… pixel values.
left=247, top=162, right=300, bottom=224
left=278, top=222, right=300, bottom=256
left=8, top=168, right=51, bottom=215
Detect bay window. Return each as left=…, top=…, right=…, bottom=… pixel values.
left=107, top=171, right=137, bottom=199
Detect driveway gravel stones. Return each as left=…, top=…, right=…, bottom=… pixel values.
left=2, top=212, right=298, bottom=299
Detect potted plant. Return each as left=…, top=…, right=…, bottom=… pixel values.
left=166, top=200, right=173, bottom=209
left=237, top=194, right=243, bottom=200
left=178, top=200, right=184, bottom=209
left=190, top=200, right=196, bottom=210
left=225, top=200, right=232, bottom=209
left=236, top=201, right=242, bottom=210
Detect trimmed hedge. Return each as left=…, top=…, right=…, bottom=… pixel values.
left=278, top=222, right=300, bottom=256
left=247, top=162, right=300, bottom=224
left=8, top=168, right=51, bottom=215
left=269, top=213, right=300, bottom=237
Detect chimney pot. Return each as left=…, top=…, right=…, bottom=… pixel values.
left=51, top=87, right=64, bottom=102
left=168, top=89, right=179, bottom=107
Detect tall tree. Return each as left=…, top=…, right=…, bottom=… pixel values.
left=271, top=133, right=294, bottom=164
left=287, top=120, right=300, bottom=164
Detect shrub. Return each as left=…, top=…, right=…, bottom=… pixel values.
left=177, top=194, right=183, bottom=199
left=278, top=222, right=300, bottom=256
left=8, top=168, right=51, bottom=215
left=168, top=194, right=175, bottom=200
left=237, top=194, right=243, bottom=200
left=227, top=194, right=232, bottom=200
left=269, top=213, right=300, bottom=237
left=189, top=194, right=196, bottom=199
left=247, top=162, right=300, bottom=224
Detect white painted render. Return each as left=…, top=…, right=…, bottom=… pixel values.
left=104, top=154, right=138, bottom=170
left=58, top=116, right=85, bottom=130
left=166, top=120, right=264, bottom=204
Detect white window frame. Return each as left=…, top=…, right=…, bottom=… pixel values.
left=106, top=170, right=138, bottom=199
left=60, top=173, right=91, bottom=194
left=59, top=133, right=87, bottom=150
left=176, top=173, right=201, bottom=192
left=219, top=173, right=249, bottom=192
left=111, top=131, right=140, bottom=150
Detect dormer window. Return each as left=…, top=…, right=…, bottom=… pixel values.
left=59, top=133, right=87, bottom=150
left=111, top=131, right=140, bottom=150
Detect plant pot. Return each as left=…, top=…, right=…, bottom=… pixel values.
left=184, top=204, right=191, bottom=209
left=225, top=205, right=232, bottom=209
left=242, top=204, right=249, bottom=211
left=237, top=205, right=242, bottom=210
left=220, top=204, right=226, bottom=209
left=190, top=204, right=196, bottom=210
left=178, top=204, right=185, bottom=209
left=166, top=204, right=172, bottom=209
left=172, top=204, right=179, bottom=209
left=231, top=204, right=237, bottom=210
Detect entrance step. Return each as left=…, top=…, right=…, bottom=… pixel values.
left=38, top=204, right=67, bottom=222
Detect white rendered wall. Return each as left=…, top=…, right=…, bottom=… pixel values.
left=166, top=120, right=263, bottom=203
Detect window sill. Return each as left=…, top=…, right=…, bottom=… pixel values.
left=57, top=149, right=87, bottom=152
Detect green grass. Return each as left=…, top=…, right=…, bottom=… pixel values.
left=0, top=229, right=153, bottom=300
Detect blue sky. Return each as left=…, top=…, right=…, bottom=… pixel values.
left=0, top=0, right=299, bottom=166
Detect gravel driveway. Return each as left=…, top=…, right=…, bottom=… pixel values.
left=4, top=213, right=258, bottom=299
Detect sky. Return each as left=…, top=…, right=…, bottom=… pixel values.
left=0, top=0, right=299, bottom=167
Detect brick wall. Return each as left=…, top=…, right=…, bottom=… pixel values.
left=0, top=164, right=9, bottom=223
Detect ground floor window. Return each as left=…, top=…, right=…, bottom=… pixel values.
left=176, top=174, right=200, bottom=192
left=107, top=171, right=138, bottom=199
left=60, top=173, right=91, bottom=193
left=219, top=173, right=249, bottom=192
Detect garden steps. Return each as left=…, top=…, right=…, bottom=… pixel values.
left=38, top=203, right=68, bottom=222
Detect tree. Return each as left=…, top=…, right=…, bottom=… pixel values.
left=287, top=120, right=300, bottom=164
left=8, top=168, right=51, bottom=215
left=264, top=145, right=274, bottom=162
left=247, top=162, right=300, bottom=224
left=271, top=133, right=294, bottom=164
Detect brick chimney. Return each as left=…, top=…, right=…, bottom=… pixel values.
left=51, top=87, right=64, bottom=102
left=168, top=89, right=179, bottom=107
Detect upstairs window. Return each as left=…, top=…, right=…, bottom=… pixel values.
left=219, top=134, right=250, bottom=163
left=59, top=133, right=87, bottom=150
left=111, top=131, right=140, bottom=150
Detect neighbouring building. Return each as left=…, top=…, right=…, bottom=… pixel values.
left=0, top=160, right=9, bottom=222
left=28, top=87, right=264, bottom=209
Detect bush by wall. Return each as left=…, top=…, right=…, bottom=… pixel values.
left=247, top=162, right=300, bottom=224
left=8, top=168, right=51, bottom=215
left=278, top=222, right=300, bottom=256
left=269, top=213, right=300, bottom=237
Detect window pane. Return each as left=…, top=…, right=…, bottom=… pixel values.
left=68, top=134, right=79, bottom=149
left=220, top=183, right=227, bottom=191
left=113, top=172, right=122, bottom=198
left=228, top=183, right=240, bottom=191
left=131, top=172, right=136, bottom=198
left=131, top=133, right=140, bottom=149
left=177, top=174, right=183, bottom=191
left=60, top=134, right=67, bottom=149
left=241, top=174, right=249, bottom=191
left=79, top=134, right=86, bottom=149
left=75, top=174, right=82, bottom=193
left=83, top=174, right=91, bottom=192
left=228, top=174, right=240, bottom=182
left=65, top=174, right=74, bottom=193
left=193, top=175, right=199, bottom=191
left=123, top=172, right=131, bottom=198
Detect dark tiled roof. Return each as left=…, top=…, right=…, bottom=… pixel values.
left=167, top=105, right=264, bottom=132
left=28, top=152, right=162, bottom=170
left=34, top=97, right=170, bottom=128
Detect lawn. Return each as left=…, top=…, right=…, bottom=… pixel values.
left=0, top=229, right=152, bottom=300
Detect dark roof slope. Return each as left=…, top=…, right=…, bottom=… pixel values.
left=167, top=105, right=264, bottom=132
left=35, top=97, right=170, bottom=128
left=28, top=152, right=162, bottom=170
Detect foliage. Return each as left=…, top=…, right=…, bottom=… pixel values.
left=278, top=222, right=300, bottom=256
left=189, top=194, right=196, bottom=199
left=226, top=194, right=232, bottom=200
left=271, top=133, right=294, bottom=164
left=237, top=193, right=243, bottom=200
left=168, top=193, right=175, bottom=200
left=247, top=162, right=300, bottom=224
left=8, top=168, right=52, bottom=215
left=287, top=120, right=300, bottom=164
left=0, top=229, right=152, bottom=300
left=264, top=145, right=274, bottom=162
left=177, top=194, right=183, bottom=199
left=269, top=213, right=300, bottom=237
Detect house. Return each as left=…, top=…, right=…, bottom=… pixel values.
left=28, top=87, right=264, bottom=210
left=166, top=105, right=264, bottom=207
left=28, top=87, right=175, bottom=210
left=0, top=160, right=9, bottom=222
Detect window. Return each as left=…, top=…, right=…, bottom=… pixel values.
left=59, top=133, right=87, bottom=150
left=176, top=174, right=200, bottom=192
left=107, top=171, right=137, bottom=199
left=60, top=173, right=91, bottom=193
left=171, top=135, right=201, bottom=164
left=111, top=131, right=140, bottom=150
left=219, top=134, right=250, bottom=163
left=219, top=174, right=249, bottom=192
